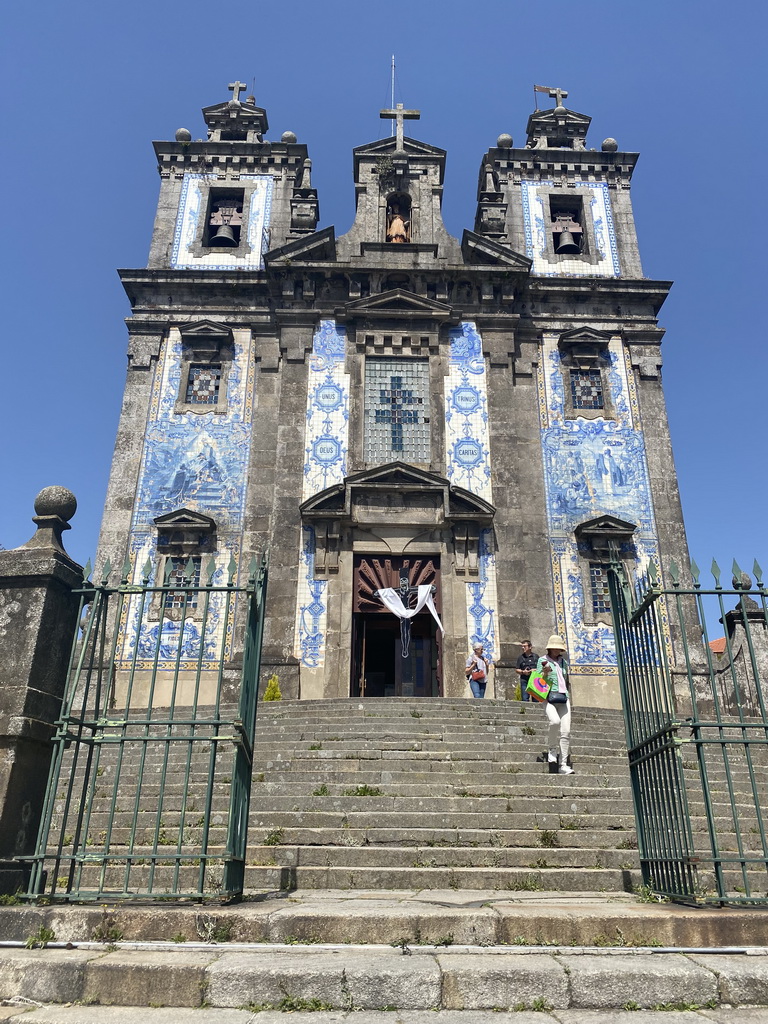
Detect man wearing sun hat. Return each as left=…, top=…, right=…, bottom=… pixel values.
left=534, top=634, right=574, bottom=775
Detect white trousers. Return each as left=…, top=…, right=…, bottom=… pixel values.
left=545, top=701, right=571, bottom=761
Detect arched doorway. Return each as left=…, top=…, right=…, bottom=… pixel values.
left=351, top=555, right=441, bottom=697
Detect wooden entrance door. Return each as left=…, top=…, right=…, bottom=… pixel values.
left=351, top=555, right=441, bottom=697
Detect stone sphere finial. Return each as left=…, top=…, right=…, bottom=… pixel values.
left=602, top=138, right=619, bottom=152
left=281, top=130, right=298, bottom=144
left=554, top=104, right=567, bottom=115
left=34, top=486, right=77, bottom=522
left=496, top=133, right=513, bottom=149
left=227, top=98, right=241, bottom=111
left=175, top=128, right=192, bottom=143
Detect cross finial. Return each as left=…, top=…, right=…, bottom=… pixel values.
left=228, top=81, right=247, bottom=103
left=548, top=86, right=568, bottom=108
left=379, top=102, right=420, bottom=151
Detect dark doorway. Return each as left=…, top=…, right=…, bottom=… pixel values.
left=351, top=554, right=442, bottom=697
left=352, top=613, right=440, bottom=697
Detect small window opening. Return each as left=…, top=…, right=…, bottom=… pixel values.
left=550, top=196, right=584, bottom=255
left=570, top=368, right=604, bottom=410
left=219, top=129, right=248, bottom=142
left=185, top=364, right=222, bottom=405
left=589, top=562, right=611, bottom=615
left=164, top=556, right=202, bottom=610
left=205, top=188, right=245, bottom=247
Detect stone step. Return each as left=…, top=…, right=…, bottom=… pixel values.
left=242, top=826, right=639, bottom=849
left=1, top=942, right=767, bottom=1013
left=246, top=844, right=639, bottom=869
left=69, top=863, right=640, bottom=893
left=0, top=1007, right=759, bottom=1024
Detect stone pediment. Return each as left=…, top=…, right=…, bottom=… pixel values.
left=153, top=508, right=217, bottom=529
left=575, top=514, right=636, bottom=539
left=177, top=320, right=233, bottom=340
left=264, top=227, right=337, bottom=266
left=558, top=326, right=612, bottom=344
left=337, top=289, right=454, bottom=322
left=300, top=463, right=495, bottom=524
left=461, top=230, right=532, bottom=270
left=353, top=136, right=447, bottom=160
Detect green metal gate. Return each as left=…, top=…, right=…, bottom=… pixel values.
left=25, top=552, right=268, bottom=902
left=609, top=559, right=768, bottom=905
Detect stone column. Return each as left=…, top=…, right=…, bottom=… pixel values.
left=0, top=487, right=83, bottom=893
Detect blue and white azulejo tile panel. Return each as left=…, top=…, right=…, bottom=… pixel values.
left=171, top=174, right=273, bottom=270
left=537, top=334, right=660, bottom=670
left=118, top=328, right=255, bottom=669
left=294, top=321, right=350, bottom=667
left=465, top=528, right=499, bottom=671
left=302, top=320, right=350, bottom=501
left=521, top=181, right=620, bottom=278
left=445, top=322, right=493, bottom=503
left=444, top=323, right=500, bottom=668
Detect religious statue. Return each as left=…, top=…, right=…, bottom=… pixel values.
left=386, top=203, right=410, bottom=244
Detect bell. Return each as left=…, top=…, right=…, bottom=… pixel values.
left=556, top=230, right=580, bottom=255
left=209, top=224, right=238, bottom=247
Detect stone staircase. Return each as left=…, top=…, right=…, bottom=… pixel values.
left=245, top=698, right=639, bottom=893
left=4, top=697, right=768, bottom=1016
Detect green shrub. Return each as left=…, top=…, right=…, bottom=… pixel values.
left=263, top=674, right=282, bottom=701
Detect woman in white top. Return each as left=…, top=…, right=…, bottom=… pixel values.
left=534, top=634, right=574, bottom=775
left=465, top=642, right=491, bottom=698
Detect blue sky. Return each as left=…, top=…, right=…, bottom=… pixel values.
left=1, top=0, right=765, bottom=591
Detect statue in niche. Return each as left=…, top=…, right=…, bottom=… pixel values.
left=386, top=201, right=410, bottom=243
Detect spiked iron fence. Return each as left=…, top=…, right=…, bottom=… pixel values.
left=609, top=557, right=768, bottom=906
left=25, top=552, right=268, bottom=902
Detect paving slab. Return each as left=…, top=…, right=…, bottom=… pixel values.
left=82, top=949, right=220, bottom=1007
left=552, top=1014, right=719, bottom=1024
left=7, top=1009, right=256, bottom=1023
left=698, top=1009, right=768, bottom=1022
left=438, top=950, right=569, bottom=1009
left=689, top=953, right=768, bottom=1006
left=561, top=952, right=719, bottom=1009
left=0, top=949, right=100, bottom=1004
left=205, top=948, right=441, bottom=1009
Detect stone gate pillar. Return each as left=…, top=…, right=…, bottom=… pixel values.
left=0, top=487, right=82, bottom=893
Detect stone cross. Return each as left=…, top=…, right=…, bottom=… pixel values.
left=228, top=81, right=247, bottom=103
left=379, top=103, right=420, bottom=150
left=548, top=87, right=568, bottom=107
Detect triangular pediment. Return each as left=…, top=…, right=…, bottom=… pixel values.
left=528, top=107, right=591, bottom=129
left=461, top=230, right=532, bottom=270
left=300, top=462, right=495, bottom=521
left=341, top=289, right=453, bottom=318
left=354, top=136, right=446, bottom=160
left=178, top=319, right=233, bottom=340
left=559, top=326, right=612, bottom=344
left=575, top=514, right=636, bottom=538
left=265, top=226, right=336, bottom=266
left=153, top=508, right=217, bottom=529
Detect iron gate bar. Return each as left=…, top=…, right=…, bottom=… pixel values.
left=610, top=559, right=768, bottom=906
left=23, top=553, right=268, bottom=902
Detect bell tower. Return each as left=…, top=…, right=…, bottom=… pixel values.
left=469, top=88, right=688, bottom=703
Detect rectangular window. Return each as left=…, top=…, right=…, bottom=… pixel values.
left=570, top=368, right=604, bottom=410
left=589, top=562, right=611, bottom=615
left=364, top=358, right=430, bottom=463
left=164, top=556, right=201, bottom=611
left=185, top=365, right=222, bottom=405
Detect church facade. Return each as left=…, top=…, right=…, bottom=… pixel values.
left=96, top=84, right=689, bottom=707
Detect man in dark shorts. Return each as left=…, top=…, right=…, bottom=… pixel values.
left=515, top=639, right=538, bottom=701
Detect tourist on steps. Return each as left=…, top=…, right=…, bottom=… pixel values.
left=536, top=634, right=574, bottom=775
left=514, top=638, right=538, bottom=700
left=465, top=641, right=492, bottom=698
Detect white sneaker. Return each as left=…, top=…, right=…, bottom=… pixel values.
left=558, top=764, right=575, bottom=775
left=547, top=750, right=558, bottom=763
